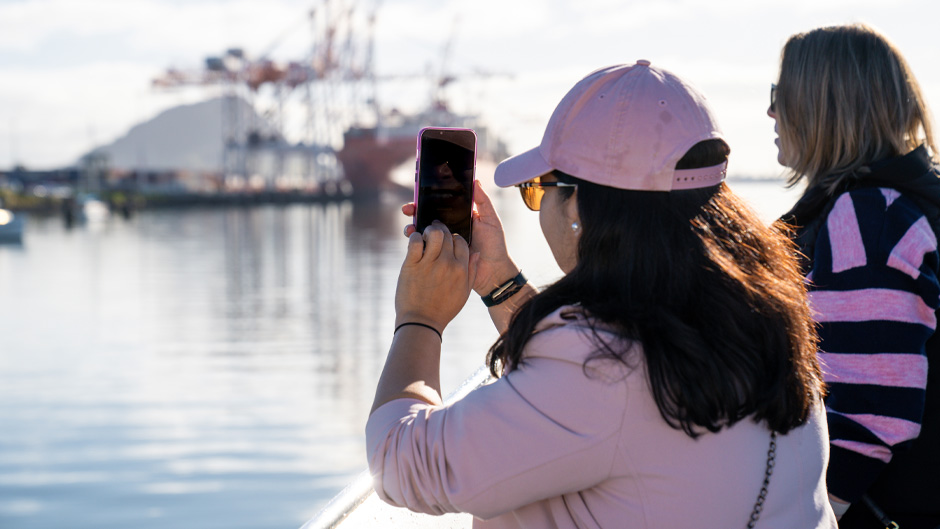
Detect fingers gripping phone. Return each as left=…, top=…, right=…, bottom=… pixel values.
left=413, top=127, right=476, bottom=243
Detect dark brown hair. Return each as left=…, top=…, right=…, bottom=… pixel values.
left=489, top=140, right=824, bottom=437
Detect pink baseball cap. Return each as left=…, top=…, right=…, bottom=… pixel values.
left=494, top=60, right=727, bottom=191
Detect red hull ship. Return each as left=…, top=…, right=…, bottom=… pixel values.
left=336, top=104, right=510, bottom=195
left=336, top=126, right=415, bottom=195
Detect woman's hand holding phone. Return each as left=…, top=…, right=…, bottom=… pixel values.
left=462, top=182, right=522, bottom=296
left=403, top=182, right=519, bottom=296
left=375, top=221, right=473, bottom=413
left=395, top=221, right=476, bottom=333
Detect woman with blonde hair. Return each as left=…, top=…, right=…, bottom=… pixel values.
left=770, top=23, right=940, bottom=528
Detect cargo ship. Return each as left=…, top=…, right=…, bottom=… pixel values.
left=337, top=126, right=414, bottom=194
left=337, top=103, right=509, bottom=195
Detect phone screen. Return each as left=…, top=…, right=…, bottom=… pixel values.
left=415, top=128, right=476, bottom=242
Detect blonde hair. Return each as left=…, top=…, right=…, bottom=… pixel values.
left=776, top=23, right=936, bottom=189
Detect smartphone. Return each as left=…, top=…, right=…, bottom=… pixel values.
left=413, top=127, right=477, bottom=243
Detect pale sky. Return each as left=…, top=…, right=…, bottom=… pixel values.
left=1, top=0, right=939, bottom=178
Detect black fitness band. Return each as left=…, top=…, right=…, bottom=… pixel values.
left=394, top=322, right=443, bottom=341
left=481, top=271, right=527, bottom=307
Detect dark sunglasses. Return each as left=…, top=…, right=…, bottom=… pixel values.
left=516, top=178, right=578, bottom=211
left=770, top=83, right=777, bottom=113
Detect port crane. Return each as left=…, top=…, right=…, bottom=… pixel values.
left=152, top=0, right=509, bottom=194
left=151, top=0, right=379, bottom=191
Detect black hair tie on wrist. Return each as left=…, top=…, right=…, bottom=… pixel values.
left=394, top=322, right=443, bottom=342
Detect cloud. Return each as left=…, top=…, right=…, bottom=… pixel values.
left=1, top=0, right=939, bottom=174
left=0, top=0, right=314, bottom=60
left=1, top=59, right=214, bottom=165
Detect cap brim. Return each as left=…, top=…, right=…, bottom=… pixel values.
left=494, top=146, right=554, bottom=187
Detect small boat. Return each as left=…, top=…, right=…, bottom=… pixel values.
left=0, top=208, right=25, bottom=243
left=299, top=366, right=491, bottom=529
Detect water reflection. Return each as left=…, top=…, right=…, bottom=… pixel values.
left=0, top=198, right=496, bottom=529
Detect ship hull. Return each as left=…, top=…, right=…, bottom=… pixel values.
left=337, top=127, right=415, bottom=195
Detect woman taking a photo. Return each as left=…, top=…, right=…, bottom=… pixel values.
left=771, top=23, right=940, bottom=528
left=367, top=61, right=835, bottom=527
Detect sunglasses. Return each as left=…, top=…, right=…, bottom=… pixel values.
left=516, top=177, right=578, bottom=211
left=770, top=83, right=777, bottom=113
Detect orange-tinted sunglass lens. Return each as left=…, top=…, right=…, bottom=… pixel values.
left=519, top=179, right=543, bottom=211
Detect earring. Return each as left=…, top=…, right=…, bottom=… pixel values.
left=571, top=222, right=580, bottom=232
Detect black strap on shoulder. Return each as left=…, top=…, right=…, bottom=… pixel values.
left=861, top=495, right=900, bottom=529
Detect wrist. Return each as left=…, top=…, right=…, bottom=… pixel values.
left=394, top=321, right=443, bottom=341
left=394, top=313, right=444, bottom=332
left=475, top=261, right=522, bottom=296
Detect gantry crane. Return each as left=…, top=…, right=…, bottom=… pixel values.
left=151, top=0, right=379, bottom=191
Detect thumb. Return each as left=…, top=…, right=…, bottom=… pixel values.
left=473, top=180, right=496, bottom=217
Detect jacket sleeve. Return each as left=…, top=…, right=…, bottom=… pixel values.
left=807, top=188, right=940, bottom=503
left=365, top=325, right=629, bottom=519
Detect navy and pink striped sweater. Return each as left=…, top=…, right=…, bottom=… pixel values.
left=806, top=184, right=940, bottom=504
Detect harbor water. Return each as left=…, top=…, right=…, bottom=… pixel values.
left=0, top=180, right=800, bottom=529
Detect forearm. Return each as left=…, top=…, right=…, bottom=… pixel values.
left=370, top=325, right=444, bottom=414
left=487, top=284, right=537, bottom=335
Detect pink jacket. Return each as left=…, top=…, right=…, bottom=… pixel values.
left=367, top=307, right=837, bottom=528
